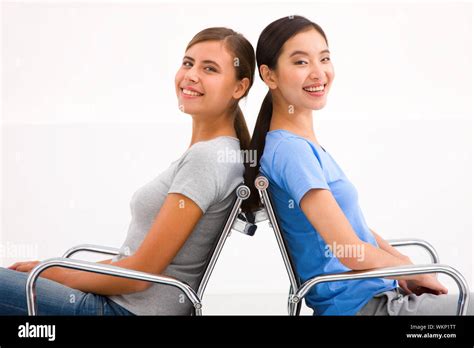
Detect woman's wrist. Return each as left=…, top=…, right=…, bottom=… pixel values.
left=399, top=254, right=413, bottom=265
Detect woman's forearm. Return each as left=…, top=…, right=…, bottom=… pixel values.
left=61, top=256, right=150, bottom=296
left=364, top=228, right=429, bottom=281
left=370, top=228, right=411, bottom=261
left=97, top=258, right=113, bottom=265
left=348, top=241, right=412, bottom=270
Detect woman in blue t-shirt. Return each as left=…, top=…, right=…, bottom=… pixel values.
left=243, top=15, right=473, bottom=315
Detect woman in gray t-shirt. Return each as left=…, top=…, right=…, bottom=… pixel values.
left=1, top=27, right=255, bottom=316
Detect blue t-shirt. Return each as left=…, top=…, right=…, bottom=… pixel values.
left=260, top=129, right=397, bottom=315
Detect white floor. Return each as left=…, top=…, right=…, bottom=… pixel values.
left=200, top=293, right=313, bottom=315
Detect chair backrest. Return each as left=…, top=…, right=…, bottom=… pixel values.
left=193, top=183, right=253, bottom=314
left=254, top=175, right=302, bottom=315
left=194, top=177, right=302, bottom=315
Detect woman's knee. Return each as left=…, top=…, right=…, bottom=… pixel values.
left=0, top=267, right=29, bottom=293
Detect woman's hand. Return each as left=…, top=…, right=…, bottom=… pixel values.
left=398, top=279, right=414, bottom=294
left=399, top=274, right=448, bottom=296
left=8, top=260, right=67, bottom=282
left=8, top=260, right=41, bottom=272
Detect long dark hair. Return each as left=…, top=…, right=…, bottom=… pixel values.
left=242, top=16, right=329, bottom=213
left=186, top=27, right=255, bottom=151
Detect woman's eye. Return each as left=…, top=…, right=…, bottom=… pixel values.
left=295, top=60, right=308, bottom=65
left=204, top=66, right=217, bottom=72
left=322, top=57, right=331, bottom=62
left=182, top=61, right=192, bottom=67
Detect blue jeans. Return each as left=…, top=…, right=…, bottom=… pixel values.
left=0, top=267, right=135, bottom=315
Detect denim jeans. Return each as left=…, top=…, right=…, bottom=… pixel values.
left=0, top=267, right=135, bottom=316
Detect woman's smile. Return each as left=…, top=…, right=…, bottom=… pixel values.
left=180, top=87, right=204, bottom=99
left=303, top=83, right=327, bottom=97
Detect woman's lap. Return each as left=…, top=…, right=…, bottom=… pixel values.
left=0, top=267, right=134, bottom=316
left=356, top=287, right=474, bottom=315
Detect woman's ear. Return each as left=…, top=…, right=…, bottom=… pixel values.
left=233, top=77, right=250, bottom=100
left=260, top=65, right=277, bottom=90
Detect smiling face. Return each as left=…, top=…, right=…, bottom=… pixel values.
left=269, top=28, right=335, bottom=112
left=175, top=40, right=246, bottom=118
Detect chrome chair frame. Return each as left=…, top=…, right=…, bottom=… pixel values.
left=26, top=184, right=253, bottom=316
left=254, top=175, right=470, bottom=316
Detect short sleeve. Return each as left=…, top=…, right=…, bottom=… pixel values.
left=168, top=145, right=220, bottom=214
left=273, top=138, right=330, bottom=206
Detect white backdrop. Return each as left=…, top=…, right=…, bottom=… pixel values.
left=1, top=0, right=472, bottom=314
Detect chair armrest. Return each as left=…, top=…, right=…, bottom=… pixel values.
left=25, top=257, right=202, bottom=316
left=293, top=263, right=470, bottom=316
left=62, top=244, right=122, bottom=259
left=387, top=238, right=440, bottom=263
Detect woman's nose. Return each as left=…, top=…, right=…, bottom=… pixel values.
left=184, top=67, right=199, bottom=83
left=309, top=64, right=325, bottom=80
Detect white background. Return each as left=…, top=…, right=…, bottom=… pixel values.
left=1, top=0, right=472, bottom=315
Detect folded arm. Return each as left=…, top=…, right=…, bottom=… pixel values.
left=57, top=193, right=203, bottom=295
left=300, top=189, right=413, bottom=272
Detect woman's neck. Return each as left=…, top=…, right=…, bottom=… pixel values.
left=269, top=101, right=320, bottom=146
left=189, top=112, right=237, bottom=148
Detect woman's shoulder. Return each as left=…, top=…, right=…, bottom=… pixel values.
left=186, top=137, right=244, bottom=200
left=184, top=136, right=240, bottom=163
left=181, top=136, right=244, bottom=176
left=264, top=130, right=315, bottom=159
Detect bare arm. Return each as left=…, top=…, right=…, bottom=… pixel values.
left=370, top=229, right=448, bottom=293
left=370, top=228, right=411, bottom=262
left=300, top=189, right=414, bottom=272
left=299, top=190, right=441, bottom=284
left=60, top=193, right=203, bottom=295
left=59, top=258, right=112, bottom=279
left=98, top=259, right=112, bottom=265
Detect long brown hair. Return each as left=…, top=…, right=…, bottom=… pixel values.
left=186, top=27, right=255, bottom=152
left=242, top=16, right=329, bottom=213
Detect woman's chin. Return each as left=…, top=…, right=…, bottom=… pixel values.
left=177, top=102, right=201, bottom=115
left=308, top=99, right=327, bottom=111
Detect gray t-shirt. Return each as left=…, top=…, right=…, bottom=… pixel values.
left=107, top=136, right=244, bottom=315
